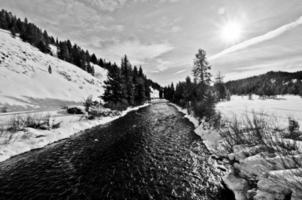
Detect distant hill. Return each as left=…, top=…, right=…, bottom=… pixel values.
left=225, top=71, right=302, bottom=96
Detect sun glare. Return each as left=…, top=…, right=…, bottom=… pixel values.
left=220, top=21, right=242, bottom=43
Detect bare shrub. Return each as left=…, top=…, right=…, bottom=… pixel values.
left=7, top=114, right=60, bottom=132
left=287, top=118, right=300, bottom=139
left=83, top=95, right=94, bottom=112
left=219, top=113, right=277, bottom=153
left=220, top=113, right=302, bottom=198
left=8, top=115, right=26, bottom=132
left=0, top=126, right=16, bottom=145
left=1, top=106, right=8, bottom=113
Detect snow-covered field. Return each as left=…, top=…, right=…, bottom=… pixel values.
left=0, top=29, right=107, bottom=111
left=217, top=95, right=302, bottom=129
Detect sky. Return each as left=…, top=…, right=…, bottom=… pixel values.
left=1, top=0, right=302, bottom=85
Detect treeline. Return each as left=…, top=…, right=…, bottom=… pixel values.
left=0, top=9, right=114, bottom=75
left=226, top=71, right=302, bottom=96
left=164, top=49, right=228, bottom=121
left=103, top=55, right=151, bottom=110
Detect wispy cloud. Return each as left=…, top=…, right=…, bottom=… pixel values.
left=174, top=69, right=186, bottom=74
left=75, top=0, right=127, bottom=12
left=75, top=0, right=181, bottom=12
left=97, top=40, right=174, bottom=66
left=209, top=16, right=302, bottom=61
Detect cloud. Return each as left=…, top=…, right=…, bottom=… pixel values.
left=175, top=69, right=187, bottom=74
left=75, top=0, right=181, bottom=12
left=209, top=16, right=302, bottom=60
left=171, top=26, right=181, bottom=33
left=75, top=0, right=127, bottom=12
left=97, top=40, right=174, bottom=65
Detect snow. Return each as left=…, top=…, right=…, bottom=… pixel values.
left=0, top=103, right=149, bottom=162
left=0, top=29, right=107, bottom=110
left=170, top=103, right=199, bottom=127
left=49, top=44, right=58, bottom=57
left=170, top=103, right=222, bottom=153
left=217, top=95, right=302, bottom=129
left=150, top=87, right=160, bottom=99
left=0, top=28, right=151, bottom=163
left=171, top=97, right=302, bottom=199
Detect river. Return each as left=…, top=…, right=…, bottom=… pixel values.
left=0, top=102, right=233, bottom=200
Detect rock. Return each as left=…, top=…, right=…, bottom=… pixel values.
left=232, top=145, right=268, bottom=162
left=255, top=179, right=292, bottom=200
left=228, top=153, right=235, bottom=161
left=39, top=124, right=49, bottom=130
left=247, top=188, right=257, bottom=199
left=67, top=106, right=86, bottom=114
left=233, top=145, right=249, bottom=153
left=223, top=172, right=249, bottom=200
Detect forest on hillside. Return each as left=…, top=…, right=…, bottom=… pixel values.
left=226, top=71, right=302, bottom=96
left=0, top=9, right=119, bottom=76
left=0, top=9, right=161, bottom=110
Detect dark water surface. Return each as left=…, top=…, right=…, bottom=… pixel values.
left=0, top=103, right=228, bottom=200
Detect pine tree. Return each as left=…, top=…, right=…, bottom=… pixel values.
left=136, top=80, right=146, bottom=104
left=120, top=55, right=131, bottom=105
left=192, top=49, right=211, bottom=85
left=48, top=65, right=52, bottom=74
left=10, top=26, right=16, bottom=38
left=90, top=54, right=97, bottom=64
left=102, top=64, right=124, bottom=109
left=214, top=72, right=228, bottom=100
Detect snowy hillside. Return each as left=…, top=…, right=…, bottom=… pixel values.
left=0, top=29, right=107, bottom=111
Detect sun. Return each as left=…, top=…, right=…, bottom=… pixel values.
left=220, top=21, right=242, bottom=43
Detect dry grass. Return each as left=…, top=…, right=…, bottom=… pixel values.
left=6, top=114, right=61, bottom=132
left=218, top=112, right=301, bottom=155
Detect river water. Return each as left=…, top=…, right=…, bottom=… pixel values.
left=0, top=102, right=233, bottom=200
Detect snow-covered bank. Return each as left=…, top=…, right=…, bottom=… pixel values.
left=171, top=102, right=302, bottom=200
left=170, top=103, right=222, bottom=153
left=0, top=104, right=149, bottom=162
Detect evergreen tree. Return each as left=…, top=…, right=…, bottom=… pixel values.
left=10, top=26, right=16, bottom=38
left=102, top=64, right=124, bottom=109
left=214, top=72, right=228, bottom=100
left=192, top=49, right=211, bottom=85
left=121, top=55, right=134, bottom=105
left=48, top=65, right=52, bottom=74
left=136, top=80, right=146, bottom=104
left=90, top=54, right=97, bottom=64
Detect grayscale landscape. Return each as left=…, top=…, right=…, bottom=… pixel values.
left=0, top=1, right=302, bottom=199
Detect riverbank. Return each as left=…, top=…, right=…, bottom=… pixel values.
left=0, top=102, right=225, bottom=200
left=170, top=102, right=302, bottom=200
left=0, top=103, right=149, bottom=162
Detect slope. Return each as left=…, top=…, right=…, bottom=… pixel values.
left=0, top=29, right=107, bottom=112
